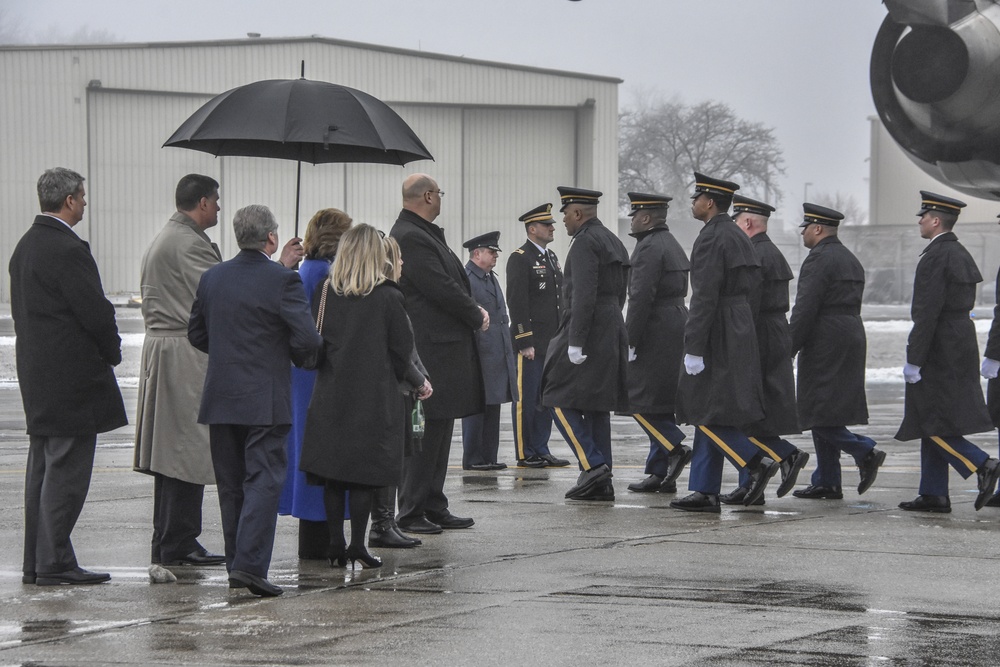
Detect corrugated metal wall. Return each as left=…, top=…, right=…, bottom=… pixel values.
left=0, top=39, right=619, bottom=300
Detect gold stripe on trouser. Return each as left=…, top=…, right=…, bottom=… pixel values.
left=515, top=355, right=525, bottom=460
left=749, top=437, right=783, bottom=462
left=554, top=408, right=591, bottom=470
left=633, top=414, right=676, bottom=452
left=699, top=425, right=747, bottom=468
left=930, top=435, right=978, bottom=473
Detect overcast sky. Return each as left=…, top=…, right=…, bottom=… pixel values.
left=4, top=0, right=889, bottom=215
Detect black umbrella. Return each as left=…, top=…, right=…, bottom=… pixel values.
left=164, top=73, right=433, bottom=234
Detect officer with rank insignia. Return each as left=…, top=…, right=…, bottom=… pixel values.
left=895, top=192, right=1000, bottom=513
left=722, top=195, right=809, bottom=505
left=541, top=187, right=630, bottom=501
left=620, top=192, right=693, bottom=495
left=982, top=212, right=1000, bottom=507
left=671, top=173, right=778, bottom=513
left=790, top=203, right=886, bottom=500
left=506, top=204, right=570, bottom=469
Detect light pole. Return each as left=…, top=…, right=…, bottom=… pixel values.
left=803, top=181, right=813, bottom=204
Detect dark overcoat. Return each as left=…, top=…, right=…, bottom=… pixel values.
left=188, top=250, right=322, bottom=426
left=505, top=241, right=562, bottom=356
left=747, top=232, right=800, bottom=437
left=390, top=209, right=485, bottom=420
left=789, top=236, right=869, bottom=430
left=625, top=225, right=689, bottom=414
left=542, top=217, right=630, bottom=412
left=9, top=215, right=127, bottom=436
left=896, top=233, right=994, bottom=440
left=987, top=265, right=1000, bottom=427
left=466, top=261, right=518, bottom=405
left=299, top=282, right=423, bottom=487
left=675, top=213, right=764, bottom=427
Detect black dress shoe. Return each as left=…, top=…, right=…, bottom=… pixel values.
left=899, top=495, right=952, bottom=513
left=628, top=474, right=664, bottom=493
left=398, top=517, right=444, bottom=534
left=975, top=458, right=1000, bottom=510
left=228, top=570, right=282, bottom=597
left=857, top=448, right=886, bottom=495
left=659, top=479, right=678, bottom=494
left=465, top=462, right=507, bottom=471
left=165, top=547, right=226, bottom=566
left=426, top=511, right=475, bottom=529
left=565, top=463, right=612, bottom=499
left=776, top=450, right=810, bottom=498
left=36, top=567, right=111, bottom=586
left=744, top=457, right=779, bottom=506
left=719, top=486, right=763, bottom=506
left=570, top=482, right=615, bottom=501
left=517, top=457, right=548, bottom=468
left=669, top=491, right=721, bottom=513
left=985, top=490, right=1000, bottom=508
left=792, top=484, right=844, bottom=500
left=540, top=454, right=571, bottom=467
left=663, top=445, right=693, bottom=486
left=369, top=521, right=420, bottom=549
left=22, top=573, right=36, bottom=584
left=392, top=524, right=421, bottom=545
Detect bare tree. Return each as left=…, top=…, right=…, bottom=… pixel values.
left=0, top=8, right=118, bottom=45
left=812, top=191, right=869, bottom=225
left=619, top=96, right=785, bottom=217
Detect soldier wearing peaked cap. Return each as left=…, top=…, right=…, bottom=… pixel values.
left=506, top=204, right=570, bottom=469
left=983, top=212, right=1000, bottom=507
left=620, top=192, right=694, bottom=495
left=790, top=202, right=885, bottom=501
left=460, top=231, right=519, bottom=472
left=722, top=195, right=809, bottom=505
left=896, top=192, right=999, bottom=513
left=671, top=173, right=777, bottom=513
left=541, top=187, right=630, bottom=501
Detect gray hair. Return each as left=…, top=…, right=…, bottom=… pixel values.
left=37, top=168, right=85, bottom=212
left=233, top=204, right=278, bottom=251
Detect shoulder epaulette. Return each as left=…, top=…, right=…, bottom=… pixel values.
left=514, top=248, right=525, bottom=254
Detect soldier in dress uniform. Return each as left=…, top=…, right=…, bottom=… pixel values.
left=541, top=187, right=630, bottom=501
left=506, top=204, right=570, bottom=469
left=981, top=212, right=1000, bottom=507
left=721, top=195, right=809, bottom=506
left=896, top=192, right=1000, bottom=512
left=620, top=192, right=694, bottom=495
left=671, top=173, right=778, bottom=513
left=461, top=231, right=518, bottom=471
left=790, top=203, right=886, bottom=500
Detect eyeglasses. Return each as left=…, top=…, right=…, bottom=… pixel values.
left=377, top=229, right=386, bottom=239
left=426, top=190, right=445, bottom=198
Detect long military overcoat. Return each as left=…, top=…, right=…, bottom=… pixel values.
left=675, top=213, right=764, bottom=427
left=789, top=236, right=869, bottom=430
left=542, top=217, right=630, bottom=412
left=466, top=261, right=518, bottom=405
left=895, top=233, right=994, bottom=440
left=747, top=232, right=800, bottom=437
left=988, top=266, right=1000, bottom=427
left=625, top=225, right=689, bottom=414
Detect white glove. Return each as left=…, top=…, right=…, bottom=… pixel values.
left=983, top=357, right=1000, bottom=379
left=903, top=363, right=922, bottom=384
left=628, top=346, right=637, bottom=362
left=684, top=354, right=705, bottom=375
left=568, top=346, right=587, bottom=365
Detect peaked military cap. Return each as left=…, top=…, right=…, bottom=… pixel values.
left=626, top=192, right=672, bottom=216
left=463, top=230, right=502, bottom=252
left=557, top=186, right=602, bottom=212
left=801, top=202, right=845, bottom=227
left=518, top=203, right=555, bottom=225
left=917, top=191, right=966, bottom=217
left=691, top=172, right=740, bottom=198
left=732, top=194, right=776, bottom=217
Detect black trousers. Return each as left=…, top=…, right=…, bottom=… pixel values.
left=151, top=473, right=205, bottom=564
left=461, top=404, right=502, bottom=467
left=23, top=433, right=97, bottom=576
left=397, top=418, right=453, bottom=523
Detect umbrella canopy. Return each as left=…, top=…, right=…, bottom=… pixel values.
left=164, top=77, right=433, bottom=165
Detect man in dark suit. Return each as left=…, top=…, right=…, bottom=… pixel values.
left=542, top=187, right=630, bottom=501
left=506, top=204, right=570, bottom=469
left=461, top=231, right=518, bottom=470
left=896, top=192, right=999, bottom=513
left=10, top=167, right=127, bottom=586
left=982, top=212, right=1000, bottom=507
left=390, top=173, right=486, bottom=534
left=188, top=204, right=322, bottom=597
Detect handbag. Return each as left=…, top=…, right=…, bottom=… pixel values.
left=314, top=278, right=330, bottom=333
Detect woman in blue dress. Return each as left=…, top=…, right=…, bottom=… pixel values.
left=279, top=208, right=352, bottom=558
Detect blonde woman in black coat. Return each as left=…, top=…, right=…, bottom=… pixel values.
left=300, top=224, right=429, bottom=568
